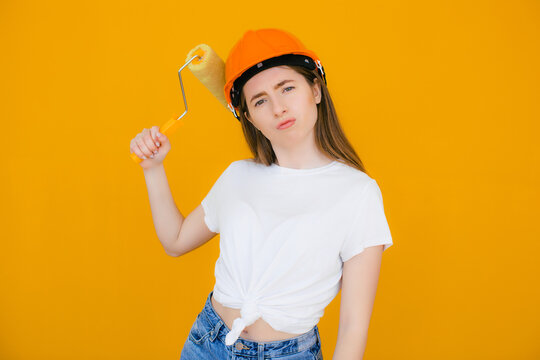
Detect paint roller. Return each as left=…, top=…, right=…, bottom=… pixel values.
left=130, top=44, right=228, bottom=164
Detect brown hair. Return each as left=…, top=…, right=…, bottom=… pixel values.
left=236, top=65, right=368, bottom=175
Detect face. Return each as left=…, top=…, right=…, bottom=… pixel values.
left=242, top=65, right=321, bottom=146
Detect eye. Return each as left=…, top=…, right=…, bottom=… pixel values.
left=254, top=87, right=295, bottom=107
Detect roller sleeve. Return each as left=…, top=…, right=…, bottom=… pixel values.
left=185, top=44, right=228, bottom=109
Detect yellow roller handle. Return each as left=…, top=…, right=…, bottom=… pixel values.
left=130, top=114, right=184, bottom=164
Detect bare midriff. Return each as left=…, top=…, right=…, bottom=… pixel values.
left=211, top=293, right=301, bottom=342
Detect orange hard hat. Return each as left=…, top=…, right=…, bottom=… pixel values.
left=224, top=28, right=326, bottom=120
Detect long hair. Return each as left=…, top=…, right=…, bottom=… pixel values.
left=237, top=65, right=368, bottom=174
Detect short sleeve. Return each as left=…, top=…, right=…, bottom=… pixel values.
left=201, top=164, right=231, bottom=234
left=340, top=179, right=393, bottom=262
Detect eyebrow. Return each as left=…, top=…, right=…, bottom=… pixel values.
left=249, top=79, right=295, bottom=104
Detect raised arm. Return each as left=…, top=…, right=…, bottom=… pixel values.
left=132, top=126, right=219, bottom=257
left=166, top=203, right=218, bottom=257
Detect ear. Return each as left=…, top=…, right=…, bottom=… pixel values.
left=244, top=111, right=256, bottom=127
left=312, top=78, right=322, bottom=104
left=244, top=111, right=261, bottom=132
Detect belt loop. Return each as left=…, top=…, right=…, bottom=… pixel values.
left=209, top=320, right=223, bottom=342
left=315, top=326, right=321, bottom=346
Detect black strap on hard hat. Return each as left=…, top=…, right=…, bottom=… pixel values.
left=230, top=54, right=327, bottom=118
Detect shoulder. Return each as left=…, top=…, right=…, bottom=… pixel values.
left=220, top=158, right=258, bottom=177
left=334, top=160, right=376, bottom=190
left=229, top=158, right=266, bottom=171
left=227, top=158, right=253, bottom=170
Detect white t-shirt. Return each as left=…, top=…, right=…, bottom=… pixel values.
left=201, top=158, right=393, bottom=345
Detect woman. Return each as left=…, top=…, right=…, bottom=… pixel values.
left=130, top=28, right=394, bottom=360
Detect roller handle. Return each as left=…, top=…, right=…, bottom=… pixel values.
left=130, top=114, right=184, bottom=164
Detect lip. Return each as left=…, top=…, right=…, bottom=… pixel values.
left=277, top=118, right=296, bottom=130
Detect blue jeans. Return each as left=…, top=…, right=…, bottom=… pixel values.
left=180, top=290, right=323, bottom=359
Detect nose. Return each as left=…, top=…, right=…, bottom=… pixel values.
left=272, top=96, right=287, bottom=117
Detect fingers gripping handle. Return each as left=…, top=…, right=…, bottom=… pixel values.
left=130, top=115, right=184, bottom=164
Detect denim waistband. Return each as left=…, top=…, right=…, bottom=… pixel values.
left=201, top=290, right=320, bottom=356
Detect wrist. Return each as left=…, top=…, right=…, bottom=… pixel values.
left=143, top=163, right=165, bottom=175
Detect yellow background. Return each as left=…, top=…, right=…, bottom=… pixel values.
left=1, top=0, right=539, bottom=359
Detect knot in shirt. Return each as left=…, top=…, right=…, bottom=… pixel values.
left=224, top=300, right=261, bottom=346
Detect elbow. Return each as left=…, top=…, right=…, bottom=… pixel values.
left=164, top=241, right=184, bottom=257
left=164, top=230, right=184, bottom=257
left=165, top=250, right=179, bottom=257
left=165, top=247, right=183, bottom=257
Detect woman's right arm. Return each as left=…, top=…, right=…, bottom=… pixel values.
left=132, top=126, right=217, bottom=257
left=143, top=165, right=218, bottom=256
left=143, top=164, right=185, bottom=255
